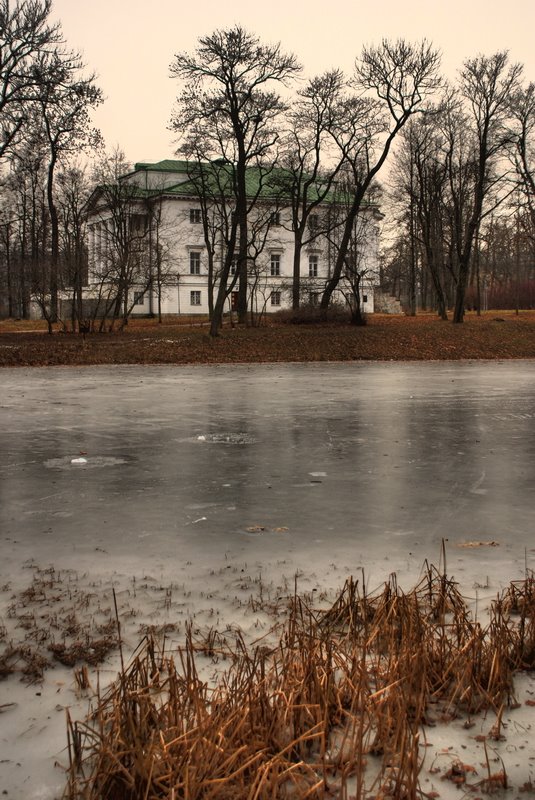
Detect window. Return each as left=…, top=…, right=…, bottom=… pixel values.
left=130, top=214, right=147, bottom=233
left=309, top=254, right=318, bottom=277
left=190, top=208, right=201, bottom=224
left=363, top=294, right=368, bottom=303
left=270, top=211, right=281, bottom=226
left=133, top=291, right=144, bottom=305
left=190, top=251, right=201, bottom=274
left=309, top=292, right=319, bottom=306
left=229, top=257, right=237, bottom=275
left=190, top=290, right=201, bottom=306
left=270, top=253, right=281, bottom=276
left=309, top=214, right=318, bottom=229
left=271, top=290, right=281, bottom=306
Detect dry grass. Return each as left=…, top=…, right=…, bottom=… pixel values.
left=65, top=552, right=535, bottom=799
left=0, top=565, right=118, bottom=683
left=1, top=311, right=535, bottom=367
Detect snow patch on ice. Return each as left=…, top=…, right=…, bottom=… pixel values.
left=195, top=432, right=257, bottom=445
left=44, top=455, right=132, bottom=470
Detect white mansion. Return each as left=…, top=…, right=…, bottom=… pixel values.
left=85, top=159, right=382, bottom=318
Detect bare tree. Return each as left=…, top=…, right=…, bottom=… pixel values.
left=509, top=82, right=535, bottom=227
left=87, top=150, right=150, bottom=331
left=2, top=134, right=49, bottom=321
left=87, top=149, right=179, bottom=331
left=451, top=52, right=522, bottom=322
left=390, top=114, right=451, bottom=319
left=56, top=161, right=90, bottom=330
left=182, top=154, right=240, bottom=329
left=333, top=185, right=380, bottom=324
left=277, top=70, right=348, bottom=309
left=321, top=176, right=383, bottom=324
left=386, top=55, right=524, bottom=322
left=146, top=192, right=179, bottom=325
left=0, top=0, right=60, bottom=159
left=246, top=197, right=284, bottom=324
left=0, top=2, right=102, bottom=324
left=170, top=26, right=300, bottom=324
left=320, top=39, right=442, bottom=316
left=37, top=48, right=102, bottom=321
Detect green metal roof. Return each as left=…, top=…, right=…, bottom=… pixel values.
left=133, top=159, right=191, bottom=173
left=150, top=163, right=328, bottom=202
left=123, top=160, right=376, bottom=208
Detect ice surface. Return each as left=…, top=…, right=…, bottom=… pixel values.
left=1, top=361, right=535, bottom=798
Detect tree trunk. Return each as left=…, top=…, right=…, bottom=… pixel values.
left=236, top=158, right=248, bottom=324
left=292, top=234, right=303, bottom=310
left=5, top=224, right=13, bottom=318
left=210, top=287, right=227, bottom=337
left=320, top=202, right=360, bottom=310
left=351, top=301, right=366, bottom=325
left=453, top=261, right=469, bottom=323
left=207, top=252, right=214, bottom=320
left=47, top=153, right=59, bottom=324
left=423, top=237, right=448, bottom=320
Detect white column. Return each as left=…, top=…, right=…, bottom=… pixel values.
left=96, top=223, right=103, bottom=270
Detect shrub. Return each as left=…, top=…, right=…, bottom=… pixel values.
left=273, top=303, right=351, bottom=325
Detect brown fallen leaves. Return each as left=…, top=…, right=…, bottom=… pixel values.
left=441, top=760, right=477, bottom=784
left=1, top=311, right=535, bottom=367
left=457, top=541, right=500, bottom=548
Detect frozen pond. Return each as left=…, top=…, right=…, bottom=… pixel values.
left=1, top=361, right=534, bottom=577
left=1, top=361, right=535, bottom=798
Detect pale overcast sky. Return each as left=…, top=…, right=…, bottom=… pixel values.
left=51, top=0, right=535, bottom=165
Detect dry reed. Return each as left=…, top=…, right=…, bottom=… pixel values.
left=64, top=558, right=535, bottom=799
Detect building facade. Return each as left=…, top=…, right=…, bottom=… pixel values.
left=84, top=159, right=382, bottom=319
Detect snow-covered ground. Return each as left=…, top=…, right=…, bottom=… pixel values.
left=1, top=362, right=535, bottom=798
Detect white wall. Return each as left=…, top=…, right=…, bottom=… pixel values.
left=85, top=176, right=380, bottom=317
